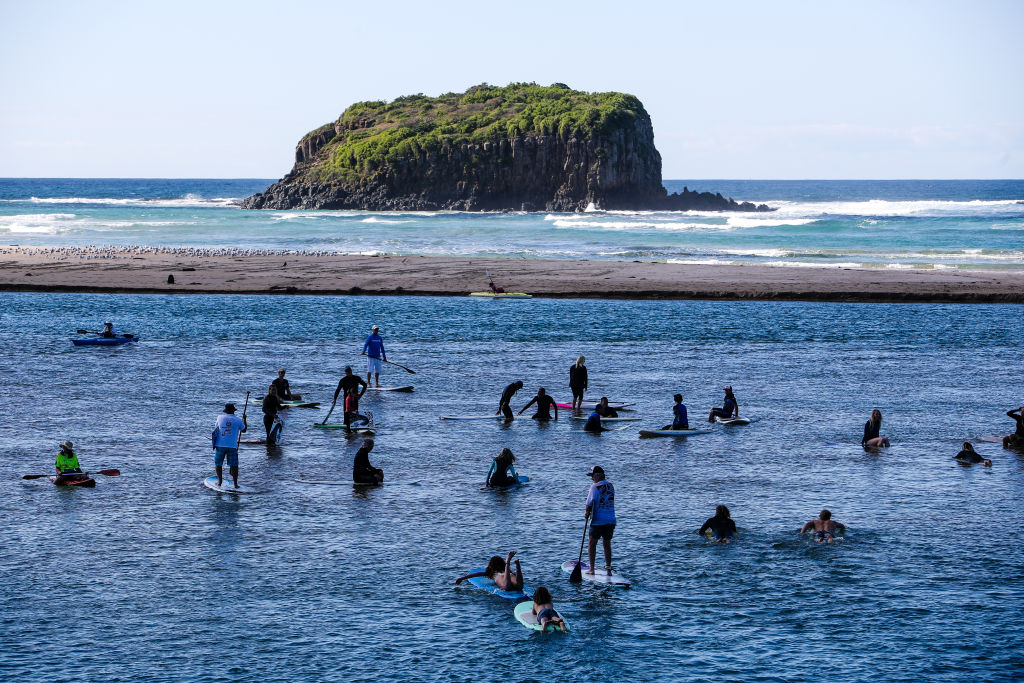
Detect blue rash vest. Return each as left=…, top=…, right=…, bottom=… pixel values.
left=362, top=333, right=386, bottom=361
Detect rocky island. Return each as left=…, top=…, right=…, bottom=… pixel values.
left=242, top=83, right=770, bottom=212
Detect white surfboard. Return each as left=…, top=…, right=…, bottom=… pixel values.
left=203, top=476, right=262, bottom=494
left=365, top=386, right=414, bottom=392
left=638, top=428, right=714, bottom=438
left=570, top=415, right=640, bottom=422
left=513, top=601, right=570, bottom=632
left=715, top=416, right=751, bottom=426
left=560, top=560, right=630, bottom=588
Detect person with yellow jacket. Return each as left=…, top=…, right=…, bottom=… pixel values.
left=55, top=441, right=87, bottom=484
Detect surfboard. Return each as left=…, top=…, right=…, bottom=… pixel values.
left=364, top=386, right=414, bottom=392
left=715, top=416, right=751, bottom=426
left=980, top=436, right=1003, bottom=443
left=560, top=561, right=630, bottom=588
left=292, top=477, right=415, bottom=486
left=513, top=601, right=570, bottom=633
left=638, top=428, right=714, bottom=438
left=468, top=292, right=532, bottom=299
left=569, top=415, right=640, bottom=422
left=465, top=569, right=533, bottom=599
left=203, top=476, right=262, bottom=494
left=312, top=423, right=375, bottom=433
left=488, top=475, right=529, bottom=489
left=585, top=424, right=634, bottom=432
left=282, top=400, right=320, bottom=408
left=556, top=401, right=632, bottom=409
left=440, top=415, right=506, bottom=420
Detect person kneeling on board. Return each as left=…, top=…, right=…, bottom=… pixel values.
left=55, top=441, right=87, bottom=484
left=212, top=403, right=246, bottom=488
left=454, top=550, right=523, bottom=591
left=708, top=386, right=739, bottom=422
left=272, top=368, right=300, bottom=401
left=1003, top=406, right=1024, bottom=449
left=663, top=393, right=689, bottom=430
left=594, top=397, right=618, bottom=418
left=486, top=448, right=518, bottom=487
left=262, top=384, right=284, bottom=445
left=344, top=387, right=371, bottom=428
left=799, top=509, right=845, bottom=542
left=519, top=387, right=558, bottom=420
left=954, top=442, right=991, bottom=466
left=531, top=586, right=567, bottom=632
left=698, top=505, right=736, bottom=543
left=583, top=408, right=609, bottom=433
left=352, top=438, right=383, bottom=484
left=495, top=380, right=524, bottom=421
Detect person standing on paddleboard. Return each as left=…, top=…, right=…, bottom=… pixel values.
left=212, top=403, right=246, bottom=488
left=584, top=466, right=616, bottom=575
left=663, top=394, right=689, bottom=430
left=496, top=380, right=524, bottom=421
left=569, top=356, right=588, bottom=412
left=709, top=386, right=739, bottom=422
left=333, top=366, right=367, bottom=424
left=271, top=368, right=300, bottom=401
left=262, top=384, right=284, bottom=445
left=519, top=387, right=558, bottom=420
left=55, top=441, right=86, bottom=484
left=352, top=438, right=383, bottom=484
left=362, top=325, right=386, bottom=388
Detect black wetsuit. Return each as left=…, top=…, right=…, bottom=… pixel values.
left=862, top=420, right=881, bottom=446
left=595, top=404, right=619, bottom=418
left=334, top=374, right=367, bottom=403
left=954, top=449, right=984, bottom=463
left=262, top=394, right=283, bottom=442
left=353, top=446, right=382, bottom=484
left=584, top=412, right=607, bottom=433
left=569, top=364, right=588, bottom=402
left=498, top=383, right=521, bottom=420
left=272, top=378, right=292, bottom=401
left=1008, top=409, right=1024, bottom=443
left=699, top=516, right=737, bottom=540
left=524, top=394, right=557, bottom=420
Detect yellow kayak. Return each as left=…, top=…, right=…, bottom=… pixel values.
left=468, top=292, right=532, bottom=299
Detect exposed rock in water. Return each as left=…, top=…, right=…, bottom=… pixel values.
left=242, top=83, right=771, bottom=213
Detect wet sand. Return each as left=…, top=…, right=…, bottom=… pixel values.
left=0, top=245, right=1021, bottom=303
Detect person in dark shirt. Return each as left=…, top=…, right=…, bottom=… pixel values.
left=594, top=397, right=619, bottom=418
left=519, top=387, right=558, bottom=420
left=583, top=409, right=609, bottom=433
left=708, top=386, right=739, bottom=421
left=954, top=442, right=991, bottom=466
left=663, top=394, right=688, bottom=430
left=1003, top=406, right=1024, bottom=449
left=486, top=448, right=518, bottom=487
left=698, top=505, right=737, bottom=543
left=353, top=438, right=383, bottom=484
left=333, top=366, right=367, bottom=416
left=262, top=384, right=285, bottom=445
left=495, top=381, right=524, bottom=421
left=862, top=409, right=890, bottom=449
left=271, top=368, right=300, bottom=401
left=569, top=356, right=588, bottom=411
left=101, top=322, right=116, bottom=338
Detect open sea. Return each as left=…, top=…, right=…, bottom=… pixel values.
left=1, top=178, right=1022, bottom=681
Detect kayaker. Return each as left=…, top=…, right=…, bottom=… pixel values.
left=454, top=550, right=523, bottom=591
left=1002, top=406, right=1024, bottom=449
left=352, top=438, right=383, bottom=484
left=519, top=387, right=558, bottom=420
left=530, top=586, right=567, bottom=632
left=594, top=397, right=619, bottom=418
left=361, top=325, right=386, bottom=388
left=698, top=505, right=736, bottom=543
left=569, top=356, right=588, bottom=411
left=333, top=366, right=367, bottom=408
left=708, top=386, right=739, bottom=422
left=262, top=384, right=285, bottom=445
left=583, top=408, right=609, bottom=433
left=799, top=509, right=846, bottom=542
left=101, top=322, right=116, bottom=338
left=495, top=380, right=524, bottom=421
left=54, top=441, right=87, bottom=484
left=211, top=403, right=247, bottom=488
left=861, top=409, right=890, bottom=449
left=271, top=368, right=300, bottom=401
left=954, top=442, right=992, bottom=466
left=344, top=386, right=371, bottom=428
left=663, top=393, right=689, bottom=430
left=485, top=448, right=518, bottom=487
left=585, top=466, right=616, bottom=575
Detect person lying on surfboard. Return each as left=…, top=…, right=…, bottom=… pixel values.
left=271, top=368, right=300, bottom=401
left=519, top=387, right=558, bottom=420
left=454, top=550, right=523, bottom=591
left=1003, top=406, right=1024, bottom=449
left=495, top=380, right=524, bottom=420
left=799, top=509, right=846, bottom=542
left=708, top=386, right=739, bottom=422
left=54, top=441, right=87, bottom=484
left=594, top=397, right=619, bottom=418
left=485, top=448, right=518, bottom=487
left=954, top=442, right=991, bottom=466
left=353, top=438, right=383, bottom=484
left=663, top=394, right=689, bottom=430
left=530, top=586, right=567, bottom=632
left=698, top=505, right=736, bottom=542
left=583, top=408, right=609, bottom=433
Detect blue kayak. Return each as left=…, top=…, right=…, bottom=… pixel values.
left=71, top=336, right=138, bottom=346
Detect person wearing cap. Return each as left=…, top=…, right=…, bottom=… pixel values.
left=495, top=380, right=524, bottom=421
left=55, top=441, right=86, bottom=484
left=352, top=438, right=384, bottom=484
left=271, top=368, right=300, bottom=401
left=212, top=403, right=247, bottom=488
left=708, top=386, right=739, bottom=422
left=569, top=356, right=588, bottom=412
left=333, top=366, right=368, bottom=426
left=584, top=466, right=616, bottom=575
left=361, top=325, right=387, bottom=388
left=101, top=322, right=117, bottom=338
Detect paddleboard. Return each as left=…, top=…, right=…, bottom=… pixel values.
left=584, top=424, right=634, bottom=432
left=440, top=415, right=506, bottom=420
left=980, top=436, right=1003, bottom=443
left=48, top=475, right=96, bottom=487
left=261, top=398, right=319, bottom=408
left=465, top=569, right=533, bottom=599
left=715, top=416, right=751, bottom=426
left=469, top=292, right=532, bottom=299
left=364, top=386, right=414, bottom=392
left=570, top=415, right=640, bottom=422
left=556, top=401, right=632, bottom=409
left=561, top=560, right=630, bottom=588
left=513, top=601, right=570, bottom=633
left=203, top=476, right=262, bottom=494
left=488, top=475, right=529, bottom=489
left=638, top=428, right=714, bottom=438
left=312, top=424, right=376, bottom=435
left=293, top=477, right=414, bottom=486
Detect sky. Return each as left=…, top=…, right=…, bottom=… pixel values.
left=1, top=0, right=1022, bottom=179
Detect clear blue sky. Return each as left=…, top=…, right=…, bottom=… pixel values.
left=1, top=0, right=1021, bottom=178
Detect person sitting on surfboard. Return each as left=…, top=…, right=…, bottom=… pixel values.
left=663, top=394, right=689, bottom=430
left=55, top=441, right=87, bottom=484
left=861, top=409, right=890, bottom=449
left=799, top=509, right=846, bottom=542
left=262, top=384, right=285, bottom=445
left=583, top=408, right=609, bottom=433
left=352, top=438, right=383, bottom=484
left=361, top=325, right=386, bottom=388
left=212, top=403, right=247, bottom=488
left=699, top=505, right=736, bottom=543
left=519, top=387, right=558, bottom=420
left=585, top=466, right=616, bottom=575
left=485, top=448, right=518, bottom=487
left=530, top=586, right=567, bottom=632
left=708, top=386, right=739, bottom=422
left=594, top=397, right=618, bottom=418
left=495, top=381, right=524, bottom=420
left=1003, top=406, right=1024, bottom=449
left=954, top=442, right=991, bottom=466
left=271, top=368, right=300, bottom=401
left=454, top=550, right=523, bottom=591
left=101, top=322, right=116, bottom=338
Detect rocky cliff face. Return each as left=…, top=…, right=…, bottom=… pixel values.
left=242, top=84, right=769, bottom=213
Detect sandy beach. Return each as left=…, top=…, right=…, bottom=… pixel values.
left=0, top=245, right=1020, bottom=303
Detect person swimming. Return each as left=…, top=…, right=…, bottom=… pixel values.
left=861, top=409, right=890, bottom=449
left=530, top=586, right=567, bottom=632
left=698, top=504, right=736, bottom=542
left=799, top=509, right=846, bottom=542
left=454, top=550, right=523, bottom=591
left=486, top=448, right=518, bottom=487
left=954, top=442, right=992, bottom=467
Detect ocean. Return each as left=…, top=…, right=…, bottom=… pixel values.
left=0, top=178, right=1022, bottom=270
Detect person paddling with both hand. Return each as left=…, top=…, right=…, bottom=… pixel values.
left=211, top=403, right=247, bottom=488
left=55, top=441, right=87, bottom=484
left=584, top=465, right=616, bottom=575
left=362, top=325, right=386, bottom=388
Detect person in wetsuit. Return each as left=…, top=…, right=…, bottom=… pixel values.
left=799, top=509, right=846, bottom=542
left=495, top=380, right=524, bottom=421
left=262, top=384, right=284, bottom=445
left=271, top=368, right=300, bottom=401
left=1003, top=406, right=1024, bottom=449
left=333, top=365, right=367, bottom=424
left=569, top=356, right=588, bottom=412
left=55, top=441, right=87, bottom=484
left=519, top=387, right=558, bottom=420
left=583, top=408, right=609, bottom=433
left=954, top=441, right=992, bottom=466
left=709, top=386, right=739, bottom=422
left=663, top=394, right=689, bottom=430
left=861, top=409, right=890, bottom=449
left=485, top=448, right=518, bottom=487
left=352, top=438, right=383, bottom=484
left=594, top=397, right=619, bottom=418
left=698, top=505, right=737, bottom=542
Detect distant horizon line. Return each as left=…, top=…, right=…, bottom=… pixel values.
left=1, top=177, right=1022, bottom=182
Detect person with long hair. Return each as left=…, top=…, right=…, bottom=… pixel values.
left=454, top=550, right=523, bottom=591
left=486, top=448, right=518, bottom=487
left=862, top=409, right=890, bottom=449
left=954, top=441, right=991, bottom=466
left=530, top=586, right=567, bottom=632
left=698, top=504, right=737, bottom=543
left=708, top=386, right=739, bottom=422
left=569, top=355, right=588, bottom=412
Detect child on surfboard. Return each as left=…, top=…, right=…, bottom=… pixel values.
left=530, top=586, right=567, bottom=632
left=663, top=394, right=689, bottom=430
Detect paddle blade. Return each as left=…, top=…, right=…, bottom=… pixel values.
left=96, top=469, right=120, bottom=476
left=22, top=474, right=48, bottom=480
left=568, top=561, right=583, bottom=584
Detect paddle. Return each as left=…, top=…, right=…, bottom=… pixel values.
left=568, top=518, right=590, bottom=583
left=75, top=329, right=133, bottom=339
left=364, top=354, right=416, bottom=374
left=322, top=398, right=337, bottom=425
left=237, top=392, right=250, bottom=448
left=23, top=469, right=120, bottom=480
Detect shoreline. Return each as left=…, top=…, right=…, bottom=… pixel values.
left=1, top=245, right=1021, bottom=303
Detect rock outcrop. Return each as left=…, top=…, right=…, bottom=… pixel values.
left=242, top=83, right=770, bottom=213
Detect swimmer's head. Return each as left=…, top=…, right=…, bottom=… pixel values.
left=820, top=509, right=832, bottom=520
